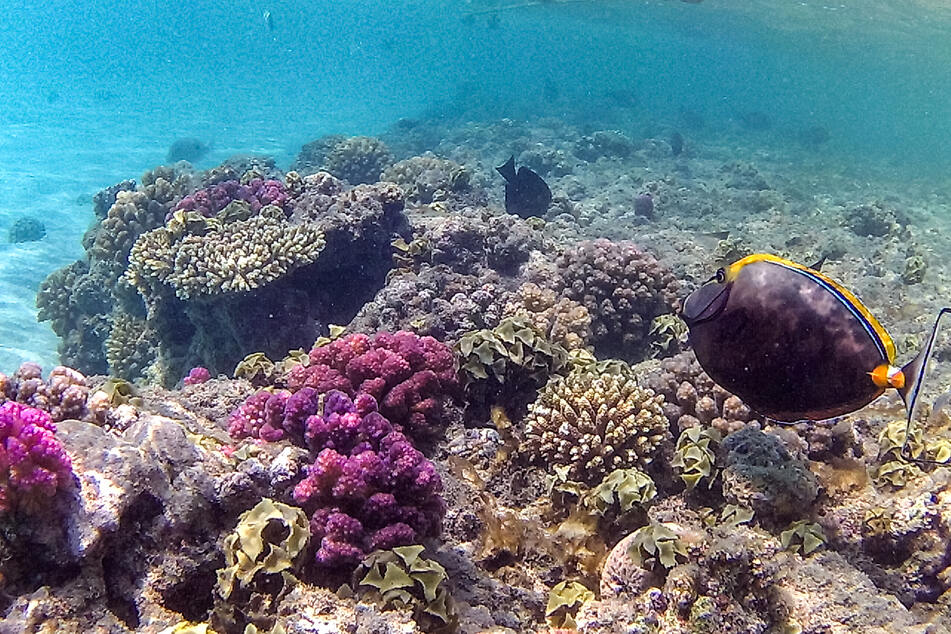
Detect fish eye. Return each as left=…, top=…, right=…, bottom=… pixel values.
left=715, top=268, right=726, bottom=283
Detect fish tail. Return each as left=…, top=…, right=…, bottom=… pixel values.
left=898, top=307, right=951, bottom=464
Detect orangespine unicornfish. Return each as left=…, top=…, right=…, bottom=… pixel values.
left=680, top=253, right=951, bottom=463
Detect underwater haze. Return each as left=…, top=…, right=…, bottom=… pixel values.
left=5, top=1, right=951, bottom=632
left=3, top=0, right=951, bottom=371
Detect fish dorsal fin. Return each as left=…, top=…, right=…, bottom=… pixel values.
left=496, top=155, right=517, bottom=183
left=899, top=307, right=951, bottom=463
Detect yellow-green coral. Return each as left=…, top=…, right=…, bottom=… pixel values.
left=877, top=419, right=924, bottom=462
left=233, top=352, right=277, bottom=384
left=627, top=521, right=688, bottom=569
left=873, top=459, right=922, bottom=488
left=456, top=316, right=569, bottom=390
left=521, top=363, right=670, bottom=484
left=352, top=545, right=454, bottom=629
left=585, top=468, right=657, bottom=514
left=780, top=520, right=825, bottom=555
left=649, top=313, right=688, bottom=356
left=126, top=206, right=326, bottom=300
left=216, top=498, right=310, bottom=601
left=502, top=282, right=592, bottom=351
left=545, top=580, right=594, bottom=629
left=672, top=426, right=720, bottom=490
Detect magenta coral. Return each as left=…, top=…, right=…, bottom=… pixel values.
left=173, top=178, right=289, bottom=217
left=285, top=331, right=458, bottom=438
left=291, top=391, right=444, bottom=568
left=183, top=366, right=211, bottom=385
left=0, top=402, right=73, bottom=512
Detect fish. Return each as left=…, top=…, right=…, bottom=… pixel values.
left=496, top=156, right=552, bottom=219
left=263, top=10, right=274, bottom=32
left=681, top=253, right=951, bottom=462
left=670, top=131, right=684, bottom=156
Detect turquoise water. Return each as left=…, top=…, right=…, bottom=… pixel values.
left=2, top=0, right=951, bottom=372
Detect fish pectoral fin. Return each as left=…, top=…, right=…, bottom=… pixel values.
left=898, top=307, right=951, bottom=464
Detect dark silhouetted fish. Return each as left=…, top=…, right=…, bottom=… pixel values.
left=670, top=131, right=684, bottom=156
left=682, top=253, right=951, bottom=463
left=496, top=156, right=552, bottom=218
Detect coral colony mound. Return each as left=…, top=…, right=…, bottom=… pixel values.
left=5, top=119, right=951, bottom=633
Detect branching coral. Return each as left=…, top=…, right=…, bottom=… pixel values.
left=284, top=331, right=458, bottom=439
left=520, top=363, right=671, bottom=485
left=126, top=205, right=327, bottom=300
left=105, top=312, right=157, bottom=380
left=0, top=402, right=74, bottom=512
left=550, top=239, right=680, bottom=359
left=291, top=391, right=445, bottom=568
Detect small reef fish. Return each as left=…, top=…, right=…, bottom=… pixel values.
left=496, top=155, right=552, bottom=219
left=681, top=253, right=950, bottom=461
left=263, top=9, right=274, bottom=32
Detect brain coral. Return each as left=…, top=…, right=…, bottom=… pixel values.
left=125, top=205, right=326, bottom=300
left=521, top=364, right=671, bottom=484
left=551, top=239, right=680, bottom=359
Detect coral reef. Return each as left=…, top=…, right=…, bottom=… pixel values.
left=8, top=216, right=46, bottom=243
left=549, top=239, right=680, bottom=360
left=645, top=350, right=758, bottom=434
left=719, top=427, right=819, bottom=522
left=290, top=391, right=445, bottom=568
left=381, top=152, right=471, bottom=204
left=283, top=330, right=458, bottom=439
left=0, top=402, right=73, bottom=512
left=350, top=544, right=455, bottom=629
left=324, top=136, right=394, bottom=185
left=456, top=316, right=569, bottom=416
left=172, top=178, right=290, bottom=218
left=502, top=282, right=592, bottom=351
left=520, top=364, right=671, bottom=484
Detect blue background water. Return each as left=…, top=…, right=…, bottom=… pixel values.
left=1, top=0, right=950, bottom=372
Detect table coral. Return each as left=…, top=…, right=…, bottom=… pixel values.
left=0, top=401, right=74, bottom=512
left=126, top=205, right=326, bottom=300
left=550, top=239, right=680, bottom=360
left=291, top=391, right=444, bottom=569
left=285, top=331, right=458, bottom=439
left=520, top=364, right=671, bottom=485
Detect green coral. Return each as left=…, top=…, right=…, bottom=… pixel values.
left=456, top=317, right=570, bottom=409
left=902, top=255, right=926, bottom=285
left=627, top=521, right=688, bottom=569
left=216, top=498, right=310, bottom=601
left=877, top=419, right=924, bottom=462
left=233, top=352, right=277, bottom=385
left=324, top=136, right=394, bottom=185
left=874, top=460, right=922, bottom=488
left=649, top=313, right=688, bottom=356
left=672, top=426, right=720, bottom=490
left=585, top=468, right=657, bottom=514
left=780, top=520, right=825, bottom=555
left=545, top=580, right=594, bottom=629
left=352, top=545, right=454, bottom=630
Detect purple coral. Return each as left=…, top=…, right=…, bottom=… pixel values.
left=183, top=366, right=211, bottom=385
left=0, top=402, right=73, bottom=512
left=285, top=331, right=458, bottom=439
left=291, top=391, right=444, bottom=568
left=173, top=178, right=289, bottom=218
